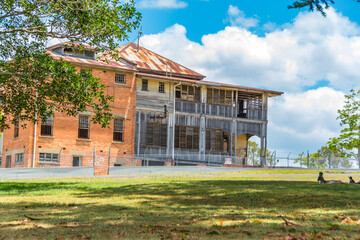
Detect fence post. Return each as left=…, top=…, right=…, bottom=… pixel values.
left=93, top=146, right=96, bottom=176
left=287, top=152, right=291, bottom=167
left=307, top=151, right=309, bottom=169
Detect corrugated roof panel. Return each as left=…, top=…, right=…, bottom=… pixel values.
left=116, top=42, right=205, bottom=79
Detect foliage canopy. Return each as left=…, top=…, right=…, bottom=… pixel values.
left=0, top=0, right=141, bottom=128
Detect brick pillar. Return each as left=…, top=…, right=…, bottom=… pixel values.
left=94, top=154, right=109, bottom=176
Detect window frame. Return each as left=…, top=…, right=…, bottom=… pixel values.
left=113, top=118, right=124, bottom=142
left=14, top=122, right=19, bottom=138
left=159, top=82, right=165, bottom=93
left=15, top=153, right=24, bottom=163
left=141, top=79, right=148, bottom=91
left=78, top=115, right=90, bottom=139
left=115, top=73, right=126, bottom=84
left=40, top=116, right=53, bottom=136
left=39, top=153, right=59, bottom=163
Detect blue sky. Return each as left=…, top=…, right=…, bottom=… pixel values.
left=137, top=0, right=360, bottom=42
left=131, top=0, right=360, bottom=157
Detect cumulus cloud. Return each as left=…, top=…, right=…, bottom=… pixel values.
left=138, top=0, right=188, bottom=9
left=267, top=87, right=345, bottom=156
left=141, top=7, right=360, bottom=93
left=140, top=6, right=359, bottom=155
left=226, top=5, right=259, bottom=28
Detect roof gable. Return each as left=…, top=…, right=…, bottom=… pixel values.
left=117, top=42, right=205, bottom=80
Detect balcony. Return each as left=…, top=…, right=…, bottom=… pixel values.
left=175, top=101, right=264, bottom=120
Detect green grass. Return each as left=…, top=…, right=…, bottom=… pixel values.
left=1, top=172, right=360, bottom=239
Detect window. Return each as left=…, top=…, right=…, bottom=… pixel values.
left=39, top=153, right=59, bottom=162
left=146, top=122, right=167, bottom=147
left=6, top=155, right=11, bottom=168
left=207, top=88, right=233, bottom=106
left=15, top=153, right=24, bottom=163
left=113, top=118, right=124, bottom=142
left=72, top=156, right=82, bottom=167
left=41, top=116, right=53, bottom=136
left=0, top=156, right=2, bottom=167
left=115, top=73, right=126, bottom=84
left=175, top=85, right=200, bottom=103
left=159, top=82, right=165, bottom=93
left=174, top=126, right=199, bottom=150
left=142, top=79, right=148, bottom=91
left=78, top=115, right=90, bottom=139
left=206, top=129, right=223, bottom=152
left=14, top=122, right=19, bottom=138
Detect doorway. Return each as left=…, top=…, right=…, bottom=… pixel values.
left=72, top=156, right=82, bottom=167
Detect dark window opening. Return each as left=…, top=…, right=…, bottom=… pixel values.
left=41, top=116, right=53, bottom=136
left=142, top=79, right=148, bottom=91
left=159, top=82, right=165, bottom=93
left=113, top=118, right=124, bottom=142
left=78, top=115, right=90, bottom=139
left=14, top=123, right=19, bottom=138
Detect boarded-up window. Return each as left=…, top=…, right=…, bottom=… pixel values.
left=213, top=89, right=219, bottom=104
left=146, top=122, right=167, bottom=147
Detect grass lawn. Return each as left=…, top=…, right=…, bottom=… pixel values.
left=1, top=171, right=360, bottom=239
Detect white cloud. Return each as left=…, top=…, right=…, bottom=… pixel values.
left=138, top=0, right=188, bottom=9
left=140, top=7, right=360, bottom=155
left=226, top=5, right=259, bottom=28
left=141, top=7, right=360, bottom=93
left=268, top=87, right=345, bottom=156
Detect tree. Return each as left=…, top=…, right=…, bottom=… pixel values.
left=295, top=146, right=352, bottom=168
left=247, top=140, right=273, bottom=166
left=328, top=89, right=360, bottom=159
left=0, top=0, right=141, bottom=128
left=288, top=0, right=360, bottom=16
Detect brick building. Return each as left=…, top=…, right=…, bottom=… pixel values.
left=1, top=42, right=282, bottom=170
left=1, top=43, right=138, bottom=170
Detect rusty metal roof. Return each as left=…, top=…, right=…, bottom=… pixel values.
left=47, top=51, right=134, bottom=71
left=117, top=42, right=205, bottom=80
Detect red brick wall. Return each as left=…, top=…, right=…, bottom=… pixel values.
left=1, top=67, right=137, bottom=169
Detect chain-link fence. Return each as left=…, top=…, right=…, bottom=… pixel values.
left=1, top=150, right=359, bottom=179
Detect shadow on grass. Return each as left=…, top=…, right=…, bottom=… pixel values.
left=1, top=179, right=360, bottom=239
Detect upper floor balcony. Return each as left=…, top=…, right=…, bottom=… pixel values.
left=175, top=101, right=265, bottom=121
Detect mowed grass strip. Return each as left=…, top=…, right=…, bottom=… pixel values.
left=0, top=173, right=360, bottom=239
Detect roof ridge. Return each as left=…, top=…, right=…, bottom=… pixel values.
left=123, top=42, right=205, bottom=78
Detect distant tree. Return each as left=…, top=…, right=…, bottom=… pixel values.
left=288, top=0, right=360, bottom=16
left=247, top=140, right=273, bottom=166
left=0, top=0, right=141, bottom=129
left=295, top=145, right=353, bottom=168
left=328, top=89, right=360, bottom=160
